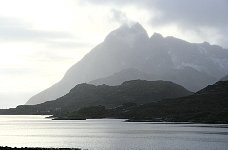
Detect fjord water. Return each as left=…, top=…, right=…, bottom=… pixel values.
left=0, top=116, right=227, bottom=150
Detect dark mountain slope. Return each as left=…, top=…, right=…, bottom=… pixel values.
left=47, top=81, right=228, bottom=123
left=38, top=80, right=192, bottom=112
left=1, top=80, right=192, bottom=115
left=124, top=81, right=228, bottom=123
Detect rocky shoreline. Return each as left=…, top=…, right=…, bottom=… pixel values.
left=0, top=147, right=81, bottom=150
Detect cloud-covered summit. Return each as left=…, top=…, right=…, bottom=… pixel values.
left=83, top=0, right=228, bottom=48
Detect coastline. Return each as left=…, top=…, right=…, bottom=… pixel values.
left=0, top=147, right=81, bottom=150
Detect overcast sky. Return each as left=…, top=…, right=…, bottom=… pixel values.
left=0, top=0, right=227, bottom=108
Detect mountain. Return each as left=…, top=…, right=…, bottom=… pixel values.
left=26, top=23, right=228, bottom=105
left=220, top=75, right=228, bottom=81
left=3, top=80, right=192, bottom=115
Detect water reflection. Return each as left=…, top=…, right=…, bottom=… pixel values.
left=0, top=115, right=227, bottom=150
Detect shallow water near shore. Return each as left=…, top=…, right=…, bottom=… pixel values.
left=0, top=115, right=228, bottom=150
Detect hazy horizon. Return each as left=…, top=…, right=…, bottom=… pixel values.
left=0, top=0, right=228, bottom=108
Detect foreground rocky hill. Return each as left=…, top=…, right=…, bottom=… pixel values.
left=53, top=81, right=228, bottom=123
left=0, top=80, right=192, bottom=115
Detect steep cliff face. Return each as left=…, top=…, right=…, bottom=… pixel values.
left=26, top=23, right=228, bottom=105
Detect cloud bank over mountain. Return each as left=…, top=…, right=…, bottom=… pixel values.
left=83, top=0, right=228, bottom=48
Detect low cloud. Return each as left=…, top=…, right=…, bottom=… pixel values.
left=0, top=17, right=94, bottom=50
left=0, top=67, right=35, bottom=76
left=109, top=9, right=128, bottom=24
left=46, top=40, right=93, bottom=49
left=83, top=0, right=228, bottom=27
left=0, top=17, right=73, bottom=42
left=108, top=9, right=137, bottom=27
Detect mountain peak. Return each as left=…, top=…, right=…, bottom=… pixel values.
left=130, top=22, right=147, bottom=33
left=150, top=33, right=164, bottom=43
left=151, top=32, right=163, bottom=39
left=104, top=23, right=149, bottom=43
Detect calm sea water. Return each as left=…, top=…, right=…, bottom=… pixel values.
left=0, top=115, right=228, bottom=150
